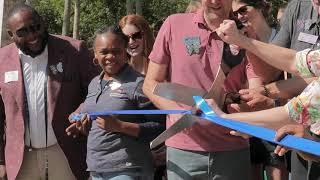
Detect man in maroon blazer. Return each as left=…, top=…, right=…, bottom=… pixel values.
left=0, top=4, right=97, bottom=180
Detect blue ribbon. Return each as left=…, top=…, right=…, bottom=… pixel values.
left=71, top=97, right=320, bottom=156
left=193, top=96, right=320, bottom=156
left=71, top=110, right=192, bottom=121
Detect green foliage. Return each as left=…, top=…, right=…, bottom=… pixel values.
left=143, top=0, right=189, bottom=29
left=80, top=1, right=128, bottom=43
left=33, top=0, right=64, bottom=34
left=32, top=0, right=289, bottom=45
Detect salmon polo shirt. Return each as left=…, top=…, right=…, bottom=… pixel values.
left=149, top=10, right=258, bottom=152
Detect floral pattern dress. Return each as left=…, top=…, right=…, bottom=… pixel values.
left=285, top=48, right=320, bottom=135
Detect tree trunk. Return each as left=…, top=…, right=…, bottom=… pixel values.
left=72, top=0, right=80, bottom=39
left=62, top=0, right=71, bottom=36
left=135, top=0, right=142, bottom=15
left=126, top=0, right=134, bottom=15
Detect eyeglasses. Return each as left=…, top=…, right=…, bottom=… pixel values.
left=126, top=31, right=143, bottom=41
left=233, top=5, right=250, bottom=17
left=11, top=24, right=42, bottom=38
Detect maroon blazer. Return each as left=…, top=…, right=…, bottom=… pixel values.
left=0, top=35, right=98, bottom=180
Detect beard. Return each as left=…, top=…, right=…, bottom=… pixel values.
left=17, top=30, right=49, bottom=58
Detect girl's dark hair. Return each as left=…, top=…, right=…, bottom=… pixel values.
left=93, top=25, right=129, bottom=48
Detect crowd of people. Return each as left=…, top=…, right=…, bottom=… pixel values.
left=1, top=0, right=320, bottom=180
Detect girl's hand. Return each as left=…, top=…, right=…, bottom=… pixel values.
left=96, top=115, right=123, bottom=132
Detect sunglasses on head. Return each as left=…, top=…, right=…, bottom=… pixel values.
left=126, top=31, right=143, bottom=41
left=10, top=23, right=42, bottom=38
left=233, top=5, right=249, bottom=17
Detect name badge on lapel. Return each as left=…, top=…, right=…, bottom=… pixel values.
left=298, top=32, right=318, bottom=44
left=4, top=71, right=18, bottom=83
left=184, top=36, right=201, bottom=56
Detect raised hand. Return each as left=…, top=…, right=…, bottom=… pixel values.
left=239, top=89, right=275, bottom=111
left=216, top=20, right=245, bottom=46
left=274, top=124, right=316, bottom=161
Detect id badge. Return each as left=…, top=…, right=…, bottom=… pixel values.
left=298, top=32, right=318, bottom=44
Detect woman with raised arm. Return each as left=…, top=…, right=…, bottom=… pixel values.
left=232, top=0, right=288, bottom=179
left=213, top=19, right=320, bottom=162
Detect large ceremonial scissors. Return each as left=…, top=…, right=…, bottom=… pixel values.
left=150, top=66, right=226, bottom=149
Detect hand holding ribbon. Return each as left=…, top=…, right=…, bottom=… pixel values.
left=66, top=113, right=91, bottom=138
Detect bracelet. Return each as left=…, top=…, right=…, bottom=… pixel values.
left=263, top=85, right=270, bottom=97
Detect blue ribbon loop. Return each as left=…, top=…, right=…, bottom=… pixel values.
left=193, top=96, right=320, bottom=156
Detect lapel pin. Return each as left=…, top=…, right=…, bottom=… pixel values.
left=49, top=65, right=58, bottom=75
left=56, top=62, right=63, bottom=73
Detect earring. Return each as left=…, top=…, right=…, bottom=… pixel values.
left=93, top=58, right=99, bottom=66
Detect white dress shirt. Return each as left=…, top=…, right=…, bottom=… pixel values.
left=19, top=47, right=58, bottom=148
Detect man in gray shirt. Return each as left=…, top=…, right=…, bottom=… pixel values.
left=272, top=0, right=320, bottom=179
left=273, top=0, right=320, bottom=50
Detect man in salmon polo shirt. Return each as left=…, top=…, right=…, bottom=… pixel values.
left=143, top=0, right=265, bottom=179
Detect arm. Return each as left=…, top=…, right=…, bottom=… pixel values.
left=96, top=79, right=166, bottom=141
left=143, top=16, right=182, bottom=110
left=224, top=78, right=320, bottom=131
left=95, top=114, right=165, bottom=142
left=95, top=116, right=139, bottom=137
left=223, top=106, right=294, bottom=130
left=143, top=61, right=181, bottom=110
left=240, top=76, right=316, bottom=100
left=246, top=52, right=281, bottom=84
left=217, top=20, right=298, bottom=75
left=274, top=124, right=320, bottom=162
left=134, top=80, right=165, bottom=142
left=209, top=95, right=293, bottom=129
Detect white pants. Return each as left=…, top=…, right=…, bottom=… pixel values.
left=16, top=144, right=76, bottom=180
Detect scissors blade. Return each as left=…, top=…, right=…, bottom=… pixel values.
left=153, top=82, right=207, bottom=106
left=150, top=114, right=197, bottom=149
left=204, top=66, right=226, bottom=107
left=150, top=66, right=226, bottom=149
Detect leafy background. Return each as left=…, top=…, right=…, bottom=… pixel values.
left=32, top=0, right=288, bottom=46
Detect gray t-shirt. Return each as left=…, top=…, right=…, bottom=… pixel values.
left=81, top=64, right=165, bottom=174
left=272, top=0, right=320, bottom=51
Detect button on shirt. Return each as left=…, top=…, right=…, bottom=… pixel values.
left=19, top=47, right=58, bottom=148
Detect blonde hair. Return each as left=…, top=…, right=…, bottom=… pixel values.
left=185, top=0, right=201, bottom=13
